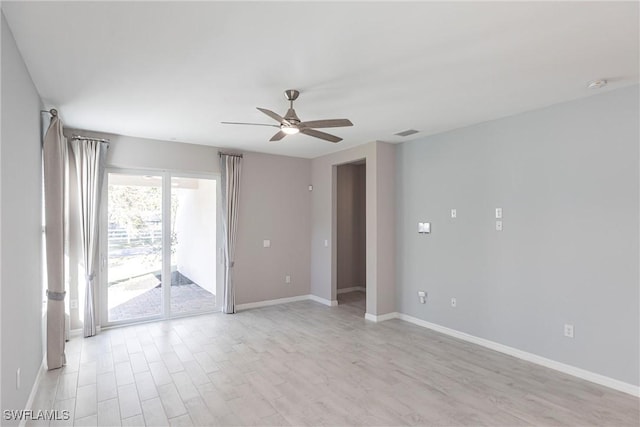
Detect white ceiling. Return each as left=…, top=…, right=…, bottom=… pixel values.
left=3, top=1, right=638, bottom=159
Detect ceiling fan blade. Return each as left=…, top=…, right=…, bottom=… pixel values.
left=221, top=121, right=279, bottom=127
left=269, top=131, right=287, bottom=142
left=300, top=128, right=342, bottom=143
left=299, top=119, right=353, bottom=129
left=257, top=107, right=290, bottom=125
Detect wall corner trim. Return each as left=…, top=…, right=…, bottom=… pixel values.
left=20, top=356, right=46, bottom=427
left=364, top=312, right=399, bottom=322
left=396, top=313, right=640, bottom=397
left=308, top=295, right=338, bottom=306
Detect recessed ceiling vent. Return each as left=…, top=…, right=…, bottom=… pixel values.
left=394, top=129, right=419, bottom=137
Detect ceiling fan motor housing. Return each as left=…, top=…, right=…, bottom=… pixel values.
left=284, top=108, right=301, bottom=125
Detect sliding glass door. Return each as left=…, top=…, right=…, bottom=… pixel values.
left=105, top=173, right=163, bottom=323
left=102, top=170, right=219, bottom=326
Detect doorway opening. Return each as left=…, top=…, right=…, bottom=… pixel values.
left=336, top=160, right=366, bottom=315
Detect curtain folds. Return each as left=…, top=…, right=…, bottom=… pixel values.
left=44, top=116, right=67, bottom=369
left=70, top=139, right=108, bottom=337
left=220, top=154, right=242, bottom=314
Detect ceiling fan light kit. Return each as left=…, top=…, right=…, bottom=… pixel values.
left=222, top=89, right=353, bottom=143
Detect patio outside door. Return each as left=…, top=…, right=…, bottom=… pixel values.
left=102, top=171, right=219, bottom=326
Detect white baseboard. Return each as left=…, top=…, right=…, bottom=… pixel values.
left=365, top=312, right=399, bottom=322
left=308, top=294, right=338, bottom=307
left=337, top=286, right=366, bottom=294
left=395, top=313, right=639, bottom=397
left=20, top=356, right=46, bottom=427
left=236, top=294, right=338, bottom=311
left=236, top=295, right=310, bottom=311
left=69, top=328, right=83, bottom=338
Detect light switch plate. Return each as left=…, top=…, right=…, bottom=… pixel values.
left=263, top=240, right=271, bottom=248
left=417, top=291, right=427, bottom=304
left=495, top=208, right=502, bottom=219
left=418, top=222, right=431, bottom=233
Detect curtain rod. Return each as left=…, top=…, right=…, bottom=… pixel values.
left=71, top=134, right=110, bottom=143
left=40, top=108, right=58, bottom=117
left=218, top=152, right=243, bottom=158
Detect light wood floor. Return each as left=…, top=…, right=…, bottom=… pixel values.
left=28, top=292, right=638, bottom=426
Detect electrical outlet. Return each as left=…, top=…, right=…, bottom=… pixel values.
left=285, top=275, right=291, bottom=284
left=70, top=299, right=78, bottom=309
left=496, top=220, right=503, bottom=231
left=324, top=240, right=329, bottom=247
left=451, top=297, right=457, bottom=308
left=263, top=239, right=271, bottom=248
left=564, top=324, right=574, bottom=338
left=451, top=209, right=457, bottom=218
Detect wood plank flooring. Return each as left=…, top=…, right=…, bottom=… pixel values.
left=26, top=292, right=639, bottom=426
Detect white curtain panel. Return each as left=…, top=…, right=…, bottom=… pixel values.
left=220, top=154, right=242, bottom=314
left=70, top=138, right=108, bottom=337
left=43, top=116, right=67, bottom=369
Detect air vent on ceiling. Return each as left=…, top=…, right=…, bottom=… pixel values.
left=394, top=129, right=419, bottom=137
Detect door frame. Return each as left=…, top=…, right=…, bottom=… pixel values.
left=100, top=167, right=222, bottom=328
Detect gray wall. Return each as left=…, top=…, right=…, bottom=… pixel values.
left=234, top=152, right=311, bottom=305
left=311, top=141, right=396, bottom=315
left=396, top=85, right=639, bottom=386
left=1, top=12, right=44, bottom=418
left=337, top=163, right=366, bottom=290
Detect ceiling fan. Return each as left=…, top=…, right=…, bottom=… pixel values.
left=222, top=89, right=353, bottom=143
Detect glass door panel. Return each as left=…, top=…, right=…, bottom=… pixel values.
left=107, top=173, right=163, bottom=323
left=170, top=176, right=217, bottom=315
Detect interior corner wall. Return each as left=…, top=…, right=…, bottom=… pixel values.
left=174, top=179, right=217, bottom=294
left=1, top=12, right=45, bottom=419
left=234, top=152, right=312, bottom=305
left=374, top=142, right=396, bottom=315
left=396, top=85, right=640, bottom=386
left=311, top=142, right=396, bottom=315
